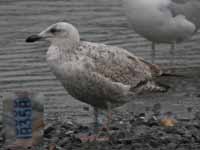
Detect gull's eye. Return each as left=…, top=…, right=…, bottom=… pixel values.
left=50, top=28, right=61, bottom=34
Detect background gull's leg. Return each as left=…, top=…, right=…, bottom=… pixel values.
left=151, top=42, right=156, bottom=63
left=169, top=42, right=176, bottom=72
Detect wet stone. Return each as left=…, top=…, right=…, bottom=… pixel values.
left=44, top=124, right=56, bottom=138
left=1, top=106, right=199, bottom=150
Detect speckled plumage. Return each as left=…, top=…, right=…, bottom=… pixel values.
left=26, top=22, right=166, bottom=110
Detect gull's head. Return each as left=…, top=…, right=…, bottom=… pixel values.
left=26, top=22, right=80, bottom=45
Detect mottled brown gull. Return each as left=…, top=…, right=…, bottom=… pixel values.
left=26, top=22, right=169, bottom=133
left=123, top=0, right=200, bottom=64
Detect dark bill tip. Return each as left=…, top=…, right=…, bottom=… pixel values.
left=26, top=35, right=42, bottom=43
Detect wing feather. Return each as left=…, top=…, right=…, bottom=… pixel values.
left=170, top=0, right=200, bottom=31
left=79, top=41, right=156, bottom=88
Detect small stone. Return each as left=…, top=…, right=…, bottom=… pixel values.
left=65, top=130, right=74, bottom=136
left=59, top=138, right=69, bottom=147
left=167, top=142, right=177, bottom=149
left=187, top=107, right=193, bottom=113
left=119, top=121, right=124, bottom=124
left=194, top=112, right=200, bottom=120
left=66, top=121, right=73, bottom=126
left=44, top=124, right=55, bottom=138
left=152, top=103, right=161, bottom=114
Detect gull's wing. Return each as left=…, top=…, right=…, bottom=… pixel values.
left=79, top=41, right=162, bottom=88
left=52, top=42, right=166, bottom=109
left=169, top=0, right=200, bottom=32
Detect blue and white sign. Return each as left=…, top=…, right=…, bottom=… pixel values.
left=14, top=97, right=32, bottom=139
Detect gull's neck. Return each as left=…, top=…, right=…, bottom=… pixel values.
left=54, top=39, right=79, bottom=53
left=47, top=36, right=80, bottom=63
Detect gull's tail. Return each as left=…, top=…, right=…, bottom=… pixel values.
left=160, top=72, right=185, bottom=78
left=139, top=58, right=185, bottom=78
left=130, top=80, right=170, bottom=94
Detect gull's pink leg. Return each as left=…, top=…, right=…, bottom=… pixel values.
left=79, top=105, right=111, bottom=142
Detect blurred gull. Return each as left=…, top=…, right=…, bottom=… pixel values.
left=26, top=22, right=170, bottom=135
left=123, top=0, right=200, bottom=64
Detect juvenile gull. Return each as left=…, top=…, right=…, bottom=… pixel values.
left=123, top=0, right=200, bottom=64
left=26, top=22, right=169, bottom=132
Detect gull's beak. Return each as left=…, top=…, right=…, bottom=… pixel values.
left=26, top=25, right=55, bottom=43
left=26, top=34, right=42, bottom=43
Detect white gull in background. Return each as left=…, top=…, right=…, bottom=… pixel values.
left=26, top=22, right=170, bottom=133
left=123, top=0, right=200, bottom=64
